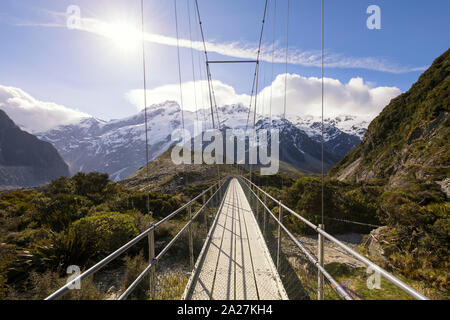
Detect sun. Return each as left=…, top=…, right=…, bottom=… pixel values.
left=97, top=20, right=142, bottom=53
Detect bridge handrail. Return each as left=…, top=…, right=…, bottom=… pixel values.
left=240, top=176, right=429, bottom=301
left=45, top=179, right=225, bottom=300
left=241, top=180, right=352, bottom=300
left=119, top=178, right=229, bottom=299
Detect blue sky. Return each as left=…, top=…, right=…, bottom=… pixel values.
left=0, top=0, right=449, bottom=129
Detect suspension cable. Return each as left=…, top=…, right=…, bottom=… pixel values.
left=194, top=0, right=218, bottom=130
left=280, top=0, right=290, bottom=192
left=245, top=65, right=258, bottom=131
left=245, top=0, right=269, bottom=132
left=194, top=0, right=222, bottom=181
left=198, top=54, right=209, bottom=128
left=174, top=0, right=185, bottom=133
left=187, top=0, right=199, bottom=123
left=283, top=0, right=290, bottom=120
left=193, top=14, right=208, bottom=129
left=252, top=0, right=269, bottom=128
left=264, top=0, right=276, bottom=195
left=210, top=69, right=222, bottom=129
left=321, top=0, right=325, bottom=226
left=246, top=0, right=270, bottom=185
left=269, top=0, right=277, bottom=125
left=140, top=0, right=150, bottom=213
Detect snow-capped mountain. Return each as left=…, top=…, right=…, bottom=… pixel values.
left=37, top=101, right=368, bottom=181
left=286, top=114, right=370, bottom=140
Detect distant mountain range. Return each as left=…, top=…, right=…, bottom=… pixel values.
left=0, top=109, right=69, bottom=189
left=37, top=102, right=369, bottom=180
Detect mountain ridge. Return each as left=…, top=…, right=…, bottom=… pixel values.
left=37, top=103, right=367, bottom=180
left=329, top=49, right=449, bottom=189
left=0, top=109, right=70, bottom=189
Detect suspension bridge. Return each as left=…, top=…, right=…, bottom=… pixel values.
left=45, top=0, right=429, bottom=301
left=46, top=176, right=428, bottom=300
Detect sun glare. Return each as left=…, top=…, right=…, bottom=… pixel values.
left=97, top=20, right=142, bottom=53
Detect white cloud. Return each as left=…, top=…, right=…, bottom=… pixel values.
left=261, top=74, right=402, bottom=118
left=0, top=85, right=90, bottom=133
left=126, top=80, right=250, bottom=113
left=126, top=73, right=401, bottom=120
left=17, top=12, right=426, bottom=74
left=75, top=17, right=427, bottom=73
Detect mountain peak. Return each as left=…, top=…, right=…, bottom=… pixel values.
left=0, top=109, right=17, bottom=129
left=37, top=100, right=366, bottom=181
left=0, top=109, right=69, bottom=189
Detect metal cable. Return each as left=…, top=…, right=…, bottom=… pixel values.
left=194, top=0, right=216, bottom=129
left=252, top=0, right=269, bottom=128
left=174, top=0, right=185, bottom=133
left=269, top=0, right=277, bottom=125
left=280, top=0, right=290, bottom=192
left=45, top=181, right=221, bottom=300
left=141, top=0, right=150, bottom=213
left=241, top=176, right=430, bottom=300
left=310, top=214, right=382, bottom=228
left=321, top=0, right=324, bottom=226
left=283, top=0, right=290, bottom=119
left=245, top=0, right=270, bottom=131
left=248, top=0, right=270, bottom=185
left=187, top=0, right=199, bottom=123
left=194, top=19, right=208, bottom=129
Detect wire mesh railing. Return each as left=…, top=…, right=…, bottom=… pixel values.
left=183, top=177, right=288, bottom=300
left=45, top=178, right=231, bottom=300
left=238, top=176, right=429, bottom=301
left=147, top=178, right=230, bottom=301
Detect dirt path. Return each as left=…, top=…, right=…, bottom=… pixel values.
left=284, top=233, right=366, bottom=269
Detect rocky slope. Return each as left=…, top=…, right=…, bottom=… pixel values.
left=0, top=110, right=69, bottom=189
left=330, top=49, right=449, bottom=189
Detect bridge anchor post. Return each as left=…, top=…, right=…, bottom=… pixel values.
left=203, top=193, right=207, bottom=231
left=255, top=189, right=259, bottom=223
left=188, top=205, right=194, bottom=270
left=318, top=224, right=325, bottom=300
left=148, top=224, right=155, bottom=299
left=263, top=193, right=267, bottom=237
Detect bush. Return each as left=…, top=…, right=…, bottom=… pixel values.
left=70, top=212, right=139, bottom=259
left=32, top=194, right=92, bottom=232
left=113, top=191, right=182, bottom=218
left=48, top=177, right=74, bottom=195
left=121, top=252, right=149, bottom=299
left=378, top=189, right=449, bottom=289
left=8, top=230, right=90, bottom=279
left=10, top=212, right=140, bottom=277
left=283, top=177, right=381, bottom=234
left=72, top=172, right=110, bottom=196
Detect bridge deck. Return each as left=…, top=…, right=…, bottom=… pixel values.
left=184, top=178, right=287, bottom=300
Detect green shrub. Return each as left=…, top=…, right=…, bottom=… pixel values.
left=70, top=212, right=139, bottom=258
left=9, top=212, right=140, bottom=278
left=32, top=194, right=92, bottom=232
left=283, top=177, right=381, bottom=234
left=378, top=189, right=449, bottom=289
left=121, top=252, right=149, bottom=300
left=72, top=172, right=110, bottom=196
left=48, top=177, right=75, bottom=195
left=113, top=191, right=182, bottom=218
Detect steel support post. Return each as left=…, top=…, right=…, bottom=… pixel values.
left=148, top=225, right=155, bottom=299
left=318, top=224, right=325, bottom=300
left=188, top=205, right=194, bottom=270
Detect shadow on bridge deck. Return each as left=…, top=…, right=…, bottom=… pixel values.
left=183, top=178, right=288, bottom=300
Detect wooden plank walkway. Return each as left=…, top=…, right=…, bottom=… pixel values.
left=183, top=178, right=288, bottom=300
